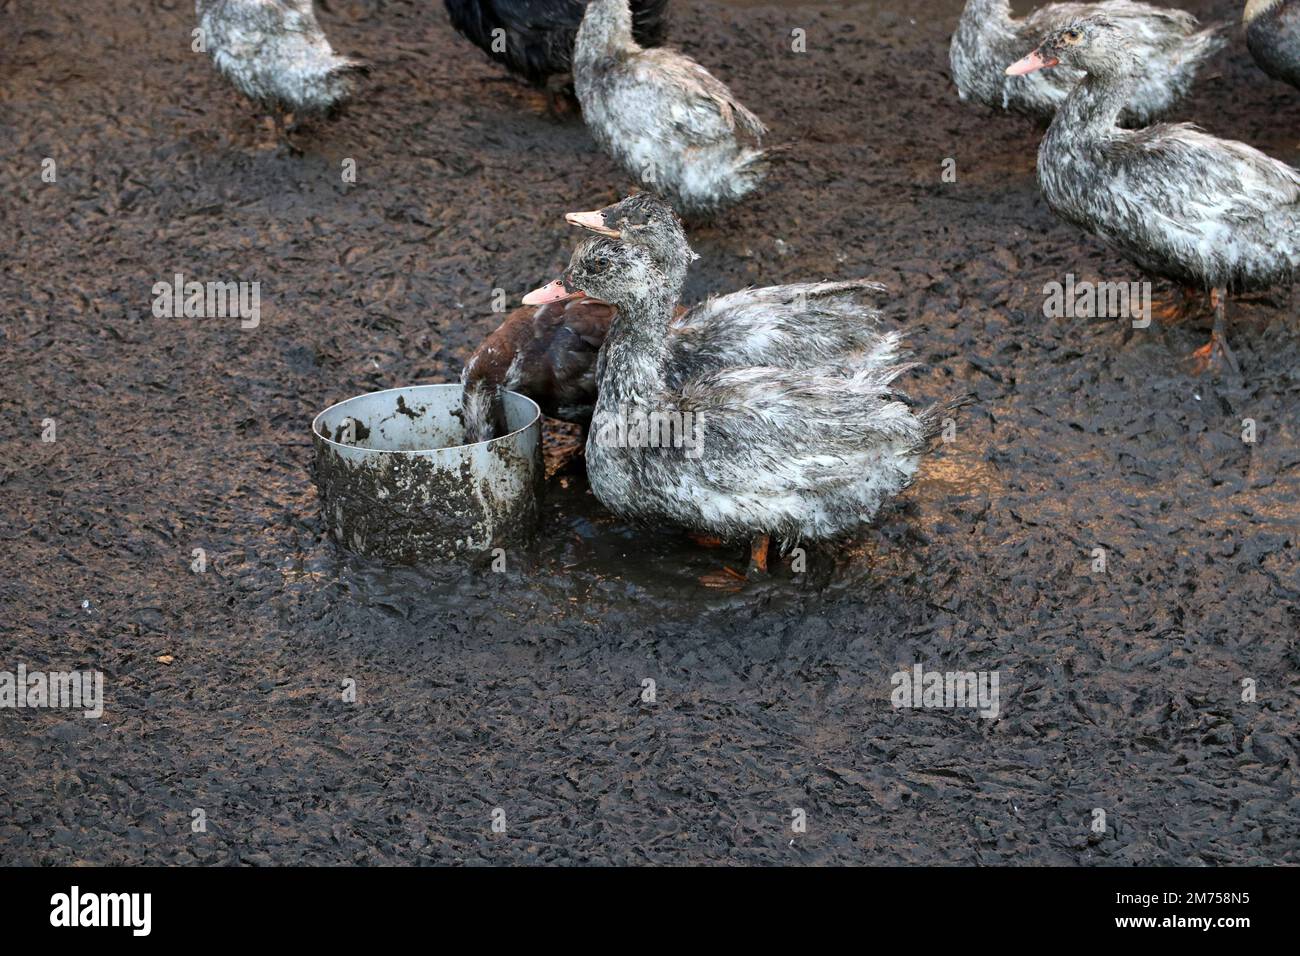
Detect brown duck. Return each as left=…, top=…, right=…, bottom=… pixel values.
left=461, top=295, right=609, bottom=443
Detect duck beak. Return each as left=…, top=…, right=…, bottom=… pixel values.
left=522, top=278, right=580, bottom=306
left=1005, top=49, right=1058, bottom=76
left=565, top=210, right=621, bottom=238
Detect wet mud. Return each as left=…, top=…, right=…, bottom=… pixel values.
left=1, top=0, right=1297, bottom=864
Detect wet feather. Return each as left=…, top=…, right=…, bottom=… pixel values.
left=1033, top=16, right=1300, bottom=291
left=196, top=0, right=364, bottom=115
left=573, top=0, right=770, bottom=216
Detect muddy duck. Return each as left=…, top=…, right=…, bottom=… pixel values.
left=522, top=231, right=960, bottom=581
left=445, top=0, right=670, bottom=107
left=196, top=0, right=366, bottom=149
left=461, top=295, right=616, bottom=443
left=573, top=0, right=770, bottom=217
left=951, top=0, right=1224, bottom=125
left=1009, top=15, right=1300, bottom=372
left=1246, top=0, right=1300, bottom=90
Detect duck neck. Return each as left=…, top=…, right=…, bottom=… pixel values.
left=1053, top=67, right=1133, bottom=139
left=576, top=0, right=637, bottom=71
left=598, top=282, right=678, bottom=406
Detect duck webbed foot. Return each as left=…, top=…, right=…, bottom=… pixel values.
left=695, top=535, right=770, bottom=589
left=1150, top=284, right=1205, bottom=323
left=697, top=565, right=747, bottom=590
left=544, top=76, right=578, bottom=120
left=1188, top=288, right=1240, bottom=377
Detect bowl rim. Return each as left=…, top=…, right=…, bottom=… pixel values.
left=311, top=383, right=542, bottom=455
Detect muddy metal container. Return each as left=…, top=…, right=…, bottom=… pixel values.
left=312, top=384, right=542, bottom=563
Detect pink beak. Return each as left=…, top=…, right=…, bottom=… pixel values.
left=565, top=210, right=620, bottom=238
left=522, top=278, right=579, bottom=306
left=1005, top=50, right=1059, bottom=76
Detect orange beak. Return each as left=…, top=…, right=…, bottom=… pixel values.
left=522, top=278, right=579, bottom=306
left=1005, top=49, right=1059, bottom=76
left=565, top=210, right=621, bottom=238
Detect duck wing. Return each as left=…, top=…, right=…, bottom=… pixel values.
left=629, top=48, right=767, bottom=141
left=269, top=0, right=352, bottom=60
left=1022, top=1, right=1199, bottom=42
left=532, top=298, right=613, bottom=419
left=669, top=280, right=888, bottom=373
left=1101, top=125, right=1300, bottom=226
left=669, top=361, right=928, bottom=497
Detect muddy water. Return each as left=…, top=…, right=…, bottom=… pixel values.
left=1, top=0, right=1297, bottom=865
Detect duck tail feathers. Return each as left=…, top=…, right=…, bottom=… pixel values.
left=918, top=393, right=976, bottom=450
left=762, top=141, right=798, bottom=164
left=333, top=57, right=372, bottom=78
left=799, top=278, right=888, bottom=300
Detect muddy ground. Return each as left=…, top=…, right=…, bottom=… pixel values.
left=1, top=0, right=1297, bottom=865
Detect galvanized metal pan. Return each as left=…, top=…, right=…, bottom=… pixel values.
left=312, top=384, right=542, bottom=563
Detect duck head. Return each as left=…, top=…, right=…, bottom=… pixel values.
left=523, top=236, right=663, bottom=311
left=1006, top=16, right=1134, bottom=79
left=565, top=194, right=697, bottom=286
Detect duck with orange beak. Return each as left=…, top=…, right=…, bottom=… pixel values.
left=1009, top=16, right=1300, bottom=375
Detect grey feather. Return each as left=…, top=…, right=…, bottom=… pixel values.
left=1031, top=16, right=1300, bottom=291
left=573, top=0, right=770, bottom=217
left=196, top=0, right=363, bottom=115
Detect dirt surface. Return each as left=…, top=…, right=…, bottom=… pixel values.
left=2, top=0, right=1298, bottom=865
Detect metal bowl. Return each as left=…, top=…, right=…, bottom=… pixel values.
left=311, top=384, right=542, bottom=563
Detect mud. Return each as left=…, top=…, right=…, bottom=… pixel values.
left=1, top=0, right=1297, bottom=865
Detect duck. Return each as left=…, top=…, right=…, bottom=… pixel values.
left=573, top=0, right=771, bottom=217
left=460, top=295, right=616, bottom=443
left=1246, top=0, right=1300, bottom=91
left=521, top=223, right=962, bottom=579
left=1008, top=15, right=1300, bottom=373
left=951, top=0, right=1224, bottom=125
left=195, top=0, right=366, bottom=150
left=464, top=194, right=885, bottom=442
left=444, top=0, right=670, bottom=107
